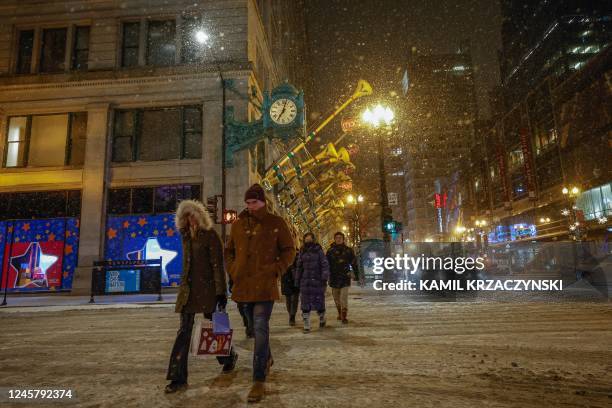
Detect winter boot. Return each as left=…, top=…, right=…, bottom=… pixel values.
left=318, top=311, right=326, bottom=328
left=341, top=308, right=348, bottom=325
left=289, top=314, right=296, bottom=326
left=302, top=312, right=311, bottom=333
left=245, top=326, right=254, bottom=339
left=164, top=381, right=187, bottom=394
left=247, top=381, right=265, bottom=403
left=221, top=349, right=238, bottom=373
left=336, top=305, right=342, bottom=321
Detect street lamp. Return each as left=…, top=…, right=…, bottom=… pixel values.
left=346, top=193, right=365, bottom=247
left=562, top=185, right=580, bottom=197
left=195, top=30, right=209, bottom=44
left=562, top=185, right=582, bottom=240
left=194, top=29, right=229, bottom=243
left=362, top=104, right=394, bottom=256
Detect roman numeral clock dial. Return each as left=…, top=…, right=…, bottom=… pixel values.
left=270, top=98, right=298, bottom=125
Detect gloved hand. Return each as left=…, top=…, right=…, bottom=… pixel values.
left=216, top=294, right=228, bottom=310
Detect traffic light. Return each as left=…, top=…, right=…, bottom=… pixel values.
left=222, top=209, right=238, bottom=224
left=384, top=220, right=402, bottom=234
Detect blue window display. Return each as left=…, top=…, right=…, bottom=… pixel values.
left=0, top=218, right=80, bottom=292
left=104, top=214, right=182, bottom=287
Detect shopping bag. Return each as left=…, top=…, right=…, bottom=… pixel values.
left=190, top=319, right=233, bottom=359
left=212, top=311, right=231, bottom=334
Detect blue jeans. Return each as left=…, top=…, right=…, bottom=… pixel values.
left=245, top=301, right=274, bottom=381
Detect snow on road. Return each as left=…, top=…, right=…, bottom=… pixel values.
left=0, top=291, right=610, bottom=407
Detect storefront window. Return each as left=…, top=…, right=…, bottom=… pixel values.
left=576, top=183, right=612, bottom=220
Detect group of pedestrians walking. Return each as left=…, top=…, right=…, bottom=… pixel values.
left=164, top=183, right=361, bottom=403
left=283, top=230, right=359, bottom=333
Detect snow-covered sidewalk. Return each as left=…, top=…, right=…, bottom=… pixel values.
left=0, top=290, right=610, bottom=407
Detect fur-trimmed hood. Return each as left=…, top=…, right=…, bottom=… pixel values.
left=175, top=199, right=213, bottom=232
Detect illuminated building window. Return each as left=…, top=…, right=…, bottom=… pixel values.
left=5, top=117, right=27, bottom=167
left=4, top=113, right=87, bottom=168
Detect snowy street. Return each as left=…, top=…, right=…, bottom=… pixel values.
left=1, top=289, right=610, bottom=407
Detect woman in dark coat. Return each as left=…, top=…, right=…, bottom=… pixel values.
left=294, top=232, right=329, bottom=333
left=165, top=200, right=238, bottom=394
left=281, top=252, right=300, bottom=326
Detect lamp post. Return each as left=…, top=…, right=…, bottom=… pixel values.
left=474, top=219, right=488, bottom=251
left=346, top=193, right=365, bottom=247
left=362, top=105, right=394, bottom=257
left=562, top=185, right=582, bottom=240
left=195, top=29, right=229, bottom=243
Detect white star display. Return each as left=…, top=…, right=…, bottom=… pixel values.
left=127, top=237, right=177, bottom=284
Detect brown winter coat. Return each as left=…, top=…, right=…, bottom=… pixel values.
left=174, top=200, right=227, bottom=314
left=225, top=206, right=295, bottom=302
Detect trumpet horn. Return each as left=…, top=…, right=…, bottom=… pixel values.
left=351, top=79, right=373, bottom=99
left=316, top=143, right=339, bottom=162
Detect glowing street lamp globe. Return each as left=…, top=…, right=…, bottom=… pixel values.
left=195, top=30, right=209, bottom=44
left=362, top=104, right=394, bottom=127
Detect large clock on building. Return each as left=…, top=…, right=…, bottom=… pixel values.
left=269, top=98, right=298, bottom=125
left=262, top=82, right=305, bottom=141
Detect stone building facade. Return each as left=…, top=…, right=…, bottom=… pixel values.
left=0, top=0, right=309, bottom=294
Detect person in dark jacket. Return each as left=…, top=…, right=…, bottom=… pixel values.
left=326, top=231, right=359, bottom=324
left=295, top=232, right=330, bottom=333
left=281, top=252, right=300, bottom=326
left=165, top=200, right=238, bottom=394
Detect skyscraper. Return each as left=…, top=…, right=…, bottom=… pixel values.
left=500, top=0, right=611, bottom=105
left=401, top=47, right=478, bottom=241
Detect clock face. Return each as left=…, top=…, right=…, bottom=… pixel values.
left=269, top=98, right=298, bottom=125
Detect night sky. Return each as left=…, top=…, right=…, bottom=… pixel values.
left=304, top=0, right=502, bottom=119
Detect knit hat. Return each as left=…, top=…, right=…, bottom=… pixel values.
left=244, top=183, right=266, bottom=202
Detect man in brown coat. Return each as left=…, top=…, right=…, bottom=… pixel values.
left=165, top=200, right=238, bottom=393
left=225, top=184, right=295, bottom=403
